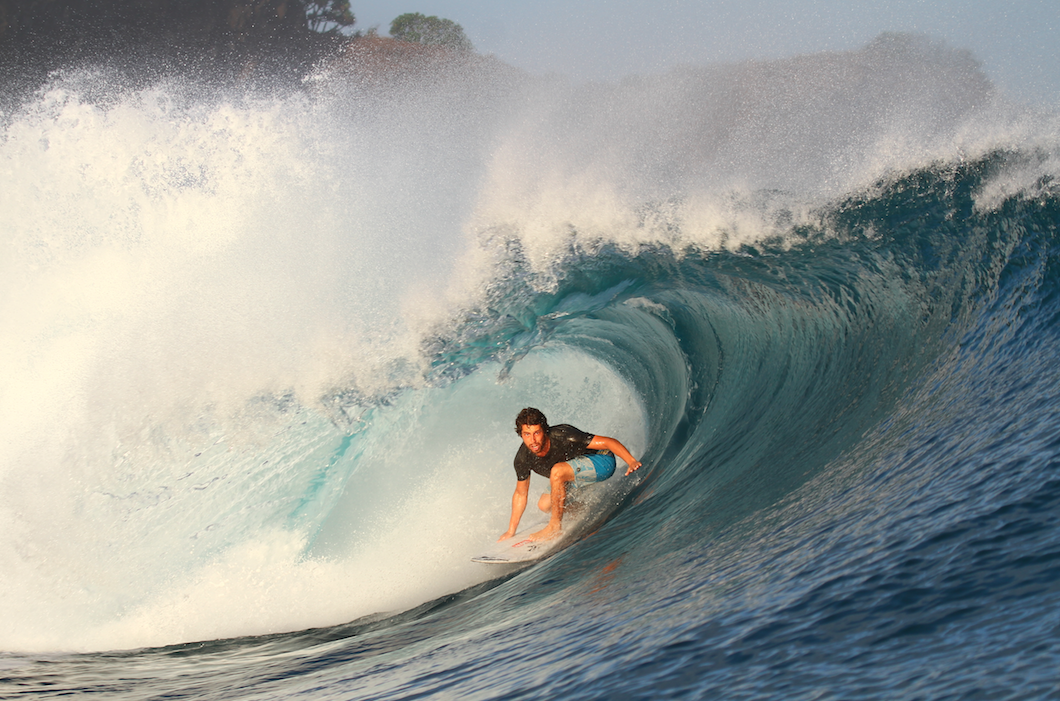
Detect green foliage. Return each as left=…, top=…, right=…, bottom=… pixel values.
left=306, top=0, right=355, bottom=35
left=389, top=12, right=473, bottom=51
left=0, top=0, right=362, bottom=84
left=0, top=0, right=356, bottom=44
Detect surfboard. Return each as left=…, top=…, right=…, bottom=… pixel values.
left=472, top=469, right=640, bottom=565
left=472, top=499, right=587, bottom=564
left=471, top=534, right=565, bottom=564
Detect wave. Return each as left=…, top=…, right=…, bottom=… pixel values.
left=2, top=33, right=1059, bottom=680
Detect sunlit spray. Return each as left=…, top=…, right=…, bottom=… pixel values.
left=0, top=33, right=1032, bottom=652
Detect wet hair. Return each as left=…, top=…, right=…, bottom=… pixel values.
left=515, top=407, right=549, bottom=435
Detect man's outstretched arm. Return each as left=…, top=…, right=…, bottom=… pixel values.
left=589, top=435, right=642, bottom=475
left=499, top=478, right=530, bottom=540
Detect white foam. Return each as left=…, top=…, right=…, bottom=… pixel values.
left=1, top=36, right=1054, bottom=652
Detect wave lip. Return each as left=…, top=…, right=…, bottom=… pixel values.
left=2, top=38, right=1060, bottom=701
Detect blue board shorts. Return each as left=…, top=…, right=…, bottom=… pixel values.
left=569, top=451, right=616, bottom=486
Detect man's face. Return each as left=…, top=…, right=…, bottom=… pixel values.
left=520, top=424, right=548, bottom=456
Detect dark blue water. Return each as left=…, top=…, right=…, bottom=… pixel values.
left=3, top=35, right=1060, bottom=700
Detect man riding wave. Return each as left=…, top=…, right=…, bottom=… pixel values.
left=501, top=407, right=642, bottom=542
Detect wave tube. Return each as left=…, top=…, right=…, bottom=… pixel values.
left=2, top=34, right=1056, bottom=655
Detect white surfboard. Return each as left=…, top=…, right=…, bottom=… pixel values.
left=471, top=533, right=567, bottom=564
left=473, top=464, right=642, bottom=565
left=472, top=489, right=605, bottom=564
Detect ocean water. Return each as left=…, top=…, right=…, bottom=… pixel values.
left=3, top=33, right=1060, bottom=699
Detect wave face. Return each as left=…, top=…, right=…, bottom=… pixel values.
left=3, top=34, right=1060, bottom=699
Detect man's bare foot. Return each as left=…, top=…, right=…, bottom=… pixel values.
left=529, top=524, right=562, bottom=542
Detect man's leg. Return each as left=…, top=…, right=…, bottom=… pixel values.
left=530, top=462, right=574, bottom=541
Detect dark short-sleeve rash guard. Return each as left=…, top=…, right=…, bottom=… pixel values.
left=514, top=424, right=596, bottom=481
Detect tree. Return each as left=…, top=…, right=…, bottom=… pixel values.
left=0, top=0, right=356, bottom=46
left=306, top=0, right=355, bottom=35
left=389, top=12, right=472, bottom=51
left=0, top=0, right=359, bottom=88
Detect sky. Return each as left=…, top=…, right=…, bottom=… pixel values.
left=352, top=0, right=1060, bottom=107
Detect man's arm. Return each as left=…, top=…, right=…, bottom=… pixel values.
left=499, top=478, right=530, bottom=540
left=589, top=435, right=642, bottom=475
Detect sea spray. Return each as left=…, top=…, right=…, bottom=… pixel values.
left=1, top=34, right=1051, bottom=658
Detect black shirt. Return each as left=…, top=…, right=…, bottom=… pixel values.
left=513, top=424, right=596, bottom=481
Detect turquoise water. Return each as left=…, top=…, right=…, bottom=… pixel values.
left=2, top=34, right=1059, bottom=699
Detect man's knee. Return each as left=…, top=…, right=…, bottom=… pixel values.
left=551, top=462, right=575, bottom=484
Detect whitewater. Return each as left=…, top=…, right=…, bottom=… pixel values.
left=2, top=33, right=1060, bottom=698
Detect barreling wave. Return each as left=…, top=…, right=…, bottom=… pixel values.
left=3, top=30, right=1060, bottom=700
left=426, top=146, right=1060, bottom=537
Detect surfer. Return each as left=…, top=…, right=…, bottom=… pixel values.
left=500, top=407, right=642, bottom=542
